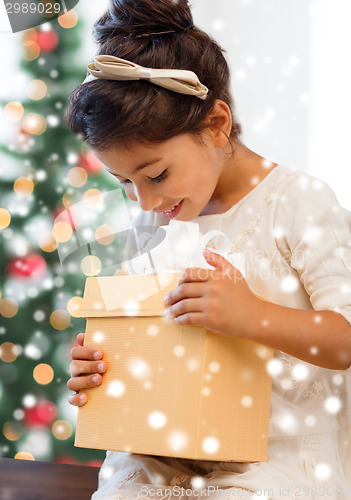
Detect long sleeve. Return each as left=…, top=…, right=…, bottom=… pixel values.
left=273, top=173, right=351, bottom=373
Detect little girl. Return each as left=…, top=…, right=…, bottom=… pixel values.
left=65, top=0, right=351, bottom=498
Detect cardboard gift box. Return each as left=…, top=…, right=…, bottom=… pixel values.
left=75, top=273, right=273, bottom=462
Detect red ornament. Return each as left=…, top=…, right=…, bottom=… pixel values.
left=24, top=407, right=41, bottom=427
left=24, top=401, right=57, bottom=427
left=78, top=152, right=104, bottom=176
left=6, top=255, right=47, bottom=279
left=37, top=400, right=57, bottom=424
left=37, top=30, right=59, bottom=52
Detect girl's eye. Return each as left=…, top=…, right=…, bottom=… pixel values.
left=150, top=169, right=168, bottom=183
left=117, top=169, right=168, bottom=184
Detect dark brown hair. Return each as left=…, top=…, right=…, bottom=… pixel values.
left=64, top=0, right=242, bottom=150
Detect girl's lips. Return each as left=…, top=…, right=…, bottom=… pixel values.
left=157, top=199, right=184, bottom=218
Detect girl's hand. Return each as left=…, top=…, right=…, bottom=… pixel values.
left=67, top=332, right=107, bottom=407
left=164, top=249, right=261, bottom=338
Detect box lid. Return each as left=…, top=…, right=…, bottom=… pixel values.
left=80, top=273, right=182, bottom=317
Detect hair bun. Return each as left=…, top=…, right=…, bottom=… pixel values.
left=94, top=0, right=194, bottom=44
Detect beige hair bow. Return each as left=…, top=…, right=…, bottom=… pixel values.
left=83, top=55, right=209, bottom=100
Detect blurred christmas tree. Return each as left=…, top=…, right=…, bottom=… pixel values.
left=0, top=9, right=128, bottom=465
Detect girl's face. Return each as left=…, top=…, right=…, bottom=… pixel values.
left=95, top=133, right=226, bottom=221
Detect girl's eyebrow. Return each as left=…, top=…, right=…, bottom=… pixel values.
left=107, top=158, right=163, bottom=177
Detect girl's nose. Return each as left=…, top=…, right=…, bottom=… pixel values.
left=133, top=184, right=163, bottom=212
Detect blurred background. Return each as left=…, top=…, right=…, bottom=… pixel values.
left=0, top=0, right=350, bottom=466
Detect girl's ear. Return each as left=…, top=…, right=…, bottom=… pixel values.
left=205, top=99, right=233, bottom=148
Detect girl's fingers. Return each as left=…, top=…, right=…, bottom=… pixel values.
left=68, top=392, right=88, bottom=407
left=173, top=312, right=206, bottom=327
left=165, top=297, right=204, bottom=319
left=178, top=267, right=214, bottom=285
left=71, top=345, right=103, bottom=361
left=77, top=332, right=85, bottom=346
left=67, top=373, right=103, bottom=392
left=68, top=332, right=106, bottom=408
left=69, top=359, right=106, bottom=377
left=164, top=282, right=205, bottom=306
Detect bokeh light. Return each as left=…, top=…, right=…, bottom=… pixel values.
left=52, top=221, right=72, bottom=243
left=0, top=208, right=11, bottom=229
left=168, top=431, right=188, bottom=452
left=27, top=79, right=48, bottom=101
left=3, top=102, right=24, bottom=122
left=106, top=380, right=125, bottom=398
left=62, top=192, right=78, bottom=208
left=324, top=396, right=342, bottom=414
left=202, top=436, right=220, bottom=454
left=33, top=363, right=54, bottom=385
left=315, top=463, right=331, bottom=481
left=266, top=358, right=284, bottom=376
left=50, top=309, right=71, bottom=330
left=3, top=421, right=22, bottom=441
left=37, top=400, right=57, bottom=423
left=67, top=167, right=88, bottom=188
left=23, top=28, right=38, bottom=43
left=14, top=177, right=34, bottom=197
left=22, top=394, right=37, bottom=409
left=52, top=420, right=73, bottom=440
left=58, top=10, right=79, bottom=29
left=36, top=27, right=59, bottom=47
left=208, top=361, right=220, bottom=373
left=146, top=325, right=159, bottom=337
left=95, top=224, right=115, bottom=245
left=174, top=345, right=185, bottom=357
left=22, top=113, right=47, bottom=135
left=148, top=411, right=167, bottom=429
left=67, top=296, right=83, bottom=318
left=83, top=189, right=103, bottom=208
left=0, top=298, right=19, bottom=318
left=0, top=342, right=19, bottom=363
left=39, top=232, right=58, bottom=252
left=241, top=395, right=253, bottom=407
left=23, top=41, right=41, bottom=61
left=91, top=331, right=104, bottom=344
left=127, top=357, right=151, bottom=380
left=14, top=452, right=35, bottom=461
left=81, top=255, right=102, bottom=276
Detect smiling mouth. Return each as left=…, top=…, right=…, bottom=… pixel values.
left=155, top=200, right=182, bottom=214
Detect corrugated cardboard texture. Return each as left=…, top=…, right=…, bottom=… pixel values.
left=75, top=274, right=273, bottom=462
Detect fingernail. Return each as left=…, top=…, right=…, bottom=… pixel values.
left=164, top=294, right=170, bottom=304
left=92, top=375, right=100, bottom=384
left=94, top=351, right=102, bottom=360
left=98, top=362, right=105, bottom=372
left=164, top=308, right=172, bottom=318
left=80, top=393, right=87, bottom=401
